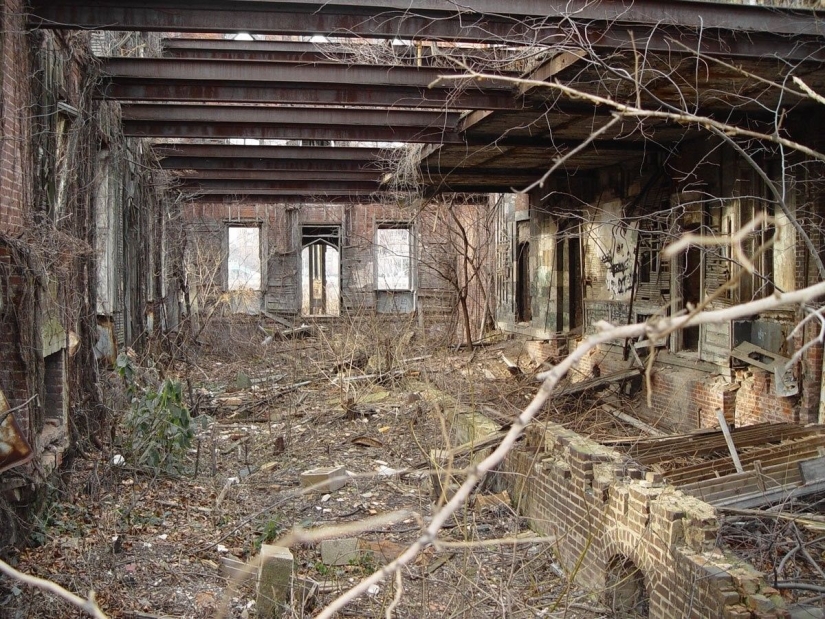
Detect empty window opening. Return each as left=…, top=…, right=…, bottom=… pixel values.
left=375, top=226, right=412, bottom=291
left=227, top=226, right=261, bottom=291
left=516, top=241, right=531, bottom=323
left=301, top=226, right=340, bottom=316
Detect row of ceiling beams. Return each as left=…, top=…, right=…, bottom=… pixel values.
left=30, top=1, right=825, bottom=200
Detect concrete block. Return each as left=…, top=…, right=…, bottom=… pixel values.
left=300, top=466, right=348, bottom=492
left=257, top=544, right=293, bottom=617
left=320, top=538, right=360, bottom=566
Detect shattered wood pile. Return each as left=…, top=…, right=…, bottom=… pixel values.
left=610, top=423, right=825, bottom=509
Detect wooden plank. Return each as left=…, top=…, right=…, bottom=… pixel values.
left=550, top=368, right=641, bottom=397
left=716, top=408, right=744, bottom=474
left=601, top=404, right=665, bottom=437
left=713, top=479, right=825, bottom=509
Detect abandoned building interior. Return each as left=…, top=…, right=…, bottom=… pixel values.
left=3, top=0, right=825, bottom=617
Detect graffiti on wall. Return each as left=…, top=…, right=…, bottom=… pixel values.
left=598, top=222, right=638, bottom=298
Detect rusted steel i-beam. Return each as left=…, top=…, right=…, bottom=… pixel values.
left=121, top=104, right=464, bottom=143
left=29, top=0, right=823, bottom=38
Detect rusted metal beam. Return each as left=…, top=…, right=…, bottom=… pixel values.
left=99, top=58, right=517, bottom=109
left=101, top=82, right=518, bottom=109
left=122, top=104, right=462, bottom=143
left=153, top=144, right=386, bottom=160
left=163, top=38, right=346, bottom=62
left=179, top=179, right=381, bottom=191
left=125, top=121, right=461, bottom=142
left=160, top=157, right=380, bottom=172
left=122, top=104, right=458, bottom=126
left=172, top=169, right=381, bottom=181
left=30, top=0, right=823, bottom=39
left=101, top=58, right=514, bottom=90
left=184, top=193, right=377, bottom=203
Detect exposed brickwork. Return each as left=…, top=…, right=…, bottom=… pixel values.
left=184, top=200, right=466, bottom=323
left=498, top=423, right=788, bottom=618
left=0, top=0, right=29, bottom=236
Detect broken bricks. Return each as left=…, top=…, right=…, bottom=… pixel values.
left=300, top=465, right=348, bottom=493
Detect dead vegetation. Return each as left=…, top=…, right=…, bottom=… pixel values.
left=0, top=317, right=606, bottom=619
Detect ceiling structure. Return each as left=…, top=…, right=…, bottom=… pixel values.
left=29, top=1, right=825, bottom=201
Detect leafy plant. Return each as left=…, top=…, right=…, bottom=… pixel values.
left=254, top=516, right=283, bottom=552
left=115, top=353, right=194, bottom=473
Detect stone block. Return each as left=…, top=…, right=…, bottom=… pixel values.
left=257, top=544, right=293, bottom=618
left=300, top=466, right=348, bottom=492
left=321, top=538, right=360, bottom=566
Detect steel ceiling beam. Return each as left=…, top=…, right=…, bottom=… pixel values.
left=153, top=144, right=386, bottom=160
left=172, top=169, right=381, bottom=181
left=101, top=58, right=514, bottom=90
left=184, top=193, right=377, bottom=203
left=163, top=38, right=349, bottom=62
left=121, top=104, right=462, bottom=143
left=98, top=58, right=518, bottom=109
left=101, top=82, right=519, bottom=109
left=179, top=179, right=382, bottom=191
left=159, top=157, right=381, bottom=172
left=30, top=0, right=822, bottom=37
left=122, top=104, right=458, bottom=126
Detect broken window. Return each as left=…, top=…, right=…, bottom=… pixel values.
left=375, top=225, right=412, bottom=291
left=301, top=226, right=340, bottom=316
left=375, top=224, right=414, bottom=313
left=227, top=226, right=261, bottom=291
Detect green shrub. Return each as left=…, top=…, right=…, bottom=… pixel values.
left=115, top=354, right=194, bottom=473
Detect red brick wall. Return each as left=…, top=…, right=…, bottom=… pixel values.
left=0, top=243, right=32, bottom=441
left=0, top=0, right=29, bottom=237
left=501, top=424, right=785, bottom=618
left=184, top=200, right=460, bottom=317
left=734, top=368, right=798, bottom=425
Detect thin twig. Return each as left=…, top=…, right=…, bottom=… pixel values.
left=0, top=558, right=108, bottom=619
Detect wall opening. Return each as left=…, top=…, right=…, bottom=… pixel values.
left=681, top=223, right=702, bottom=351
left=301, top=225, right=340, bottom=316
left=227, top=225, right=261, bottom=291
left=375, top=224, right=414, bottom=314
left=43, top=350, right=66, bottom=426
left=605, top=555, right=649, bottom=618
left=516, top=241, right=531, bottom=323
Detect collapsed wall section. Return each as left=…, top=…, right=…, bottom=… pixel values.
left=495, top=422, right=786, bottom=618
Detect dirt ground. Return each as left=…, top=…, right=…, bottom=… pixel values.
left=1, top=316, right=609, bottom=619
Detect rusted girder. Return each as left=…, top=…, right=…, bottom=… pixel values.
left=29, top=0, right=823, bottom=39
left=184, top=193, right=376, bottom=204
left=180, top=179, right=381, bottom=192
left=159, top=157, right=380, bottom=172
left=101, top=58, right=514, bottom=90
left=172, top=169, right=381, bottom=181
left=163, top=38, right=349, bottom=62
left=98, top=58, right=518, bottom=109
left=100, top=82, right=520, bottom=109
left=153, top=144, right=386, bottom=160
left=121, top=104, right=463, bottom=143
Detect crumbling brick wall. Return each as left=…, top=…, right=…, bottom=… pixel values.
left=500, top=423, right=786, bottom=618
left=183, top=200, right=463, bottom=323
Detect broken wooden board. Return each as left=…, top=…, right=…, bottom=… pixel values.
left=550, top=368, right=641, bottom=397
left=411, top=430, right=509, bottom=469
left=600, top=404, right=665, bottom=437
